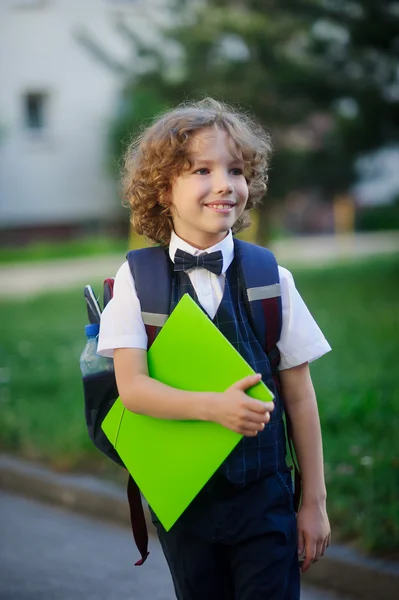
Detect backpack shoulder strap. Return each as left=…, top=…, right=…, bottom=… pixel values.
left=126, top=246, right=172, bottom=348
left=234, top=238, right=302, bottom=511
left=234, top=238, right=282, bottom=370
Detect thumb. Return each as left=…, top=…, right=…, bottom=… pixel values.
left=230, top=373, right=262, bottom=392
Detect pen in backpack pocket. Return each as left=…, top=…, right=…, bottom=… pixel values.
left=84, top=285, right=102, bottom=325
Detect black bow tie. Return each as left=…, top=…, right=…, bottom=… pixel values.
left=174, top=248, right=223, bottom=276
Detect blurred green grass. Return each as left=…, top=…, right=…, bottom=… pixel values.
left=295, top=255, right=399, bottom=555
left=0, top=236, right=128, bottom=264
left=0, top=255, right=398, bottom=554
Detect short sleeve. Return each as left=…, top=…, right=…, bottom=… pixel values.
left=277, top=266, right=331, bottom=370
left=97, top=261, right=148, bottom=357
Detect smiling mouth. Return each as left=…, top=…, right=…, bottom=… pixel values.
left=205, top=203, right=236, bottom=211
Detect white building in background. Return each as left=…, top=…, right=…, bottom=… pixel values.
left=0, top=0, right=172, bottom=241
left=353, top=146, right=399, bottom=206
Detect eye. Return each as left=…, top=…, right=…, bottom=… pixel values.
left=230, top=167, right=244, bottom=176
left=194, top=168, right=210, bottom=175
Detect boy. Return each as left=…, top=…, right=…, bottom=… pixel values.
left=98, top=98, right=331, bottom=599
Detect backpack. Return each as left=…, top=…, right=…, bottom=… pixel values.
left=81, top=238, right=300, bottom=566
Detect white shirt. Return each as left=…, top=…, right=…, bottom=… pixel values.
left=98, top=231, right=331, bottom=370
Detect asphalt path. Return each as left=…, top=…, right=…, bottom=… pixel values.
left=0, top=492, right=352, bottom=600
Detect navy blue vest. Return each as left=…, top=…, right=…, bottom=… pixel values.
left=171, top=258, right=288, bottom=487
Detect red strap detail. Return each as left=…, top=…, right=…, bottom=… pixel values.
left=125, top=324, right=157, bottom=565
left=104, top=278, right=115, bottom=296
left=145, top=324, right=157, bottom=349
left=127, top=475, right=150, bottom=566
left=103, top=278, right=115, bottom=309
left=261, top=297, right=280, bottom=355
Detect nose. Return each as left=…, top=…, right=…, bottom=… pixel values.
left=214, top=170, right=233, bottom=195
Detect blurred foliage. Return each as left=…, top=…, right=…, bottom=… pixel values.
left=295, top=254, right=399, bottom=554
left=102, top=0, right=399, bottom=239
left=356, top=197, right=399, bottom=231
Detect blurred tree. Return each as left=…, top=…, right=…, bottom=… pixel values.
left=100, top=0, right=399, bottom=241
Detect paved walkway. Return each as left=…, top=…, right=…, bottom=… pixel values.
left=2, top=451, right=399, bottom=599
left=0, top=231, right=398, bottom=298
left=1, top=491, right=351, bottom=600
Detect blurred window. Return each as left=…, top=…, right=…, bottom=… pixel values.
left=24, top=92, right=48, bottom=130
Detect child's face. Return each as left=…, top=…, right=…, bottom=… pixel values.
left=168, top=127, right=249, bottom=249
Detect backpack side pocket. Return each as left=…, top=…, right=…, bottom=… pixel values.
left=83, top=370, right=124, bottom=467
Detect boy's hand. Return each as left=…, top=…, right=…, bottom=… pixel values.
left=297, top=502, right=331, bottom=573
left=212, top=374, right=274, bottom=437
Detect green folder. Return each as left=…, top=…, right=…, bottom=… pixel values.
left=101, top=294, right=273, bottom=531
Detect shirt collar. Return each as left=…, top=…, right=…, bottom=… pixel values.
left=169, top=230, right=234, bottom=275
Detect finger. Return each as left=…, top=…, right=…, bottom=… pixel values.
left=230, top=373, right=262, bottom=392
left=302, top=540, right=316, bottom=573
left=323, top=533, right=331, bottom=555
left=240, top=421, right=266, bottom=434
left=234, top=412, right=265, bottom=431
left=246, top=400, right=275, bottom=414
left=240, top=426, right=263, bottom=437
left=297, top=527, right=305, bottom=558
left=315, top=540, right=324, bottom=561
left=241, top=411, right=269, bottom=427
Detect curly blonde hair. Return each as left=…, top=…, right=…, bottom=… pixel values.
left=122, top=98, right=272, bottom=245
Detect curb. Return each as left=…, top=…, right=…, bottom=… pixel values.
left=1, top=454, right=398, bottom=600
left=0, top=454, right=154, bottom=533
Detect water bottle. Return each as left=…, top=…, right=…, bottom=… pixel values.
left=80, top=323, right=113, bottom=376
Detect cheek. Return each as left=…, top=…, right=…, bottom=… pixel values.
left=238, top=180, right=249, bottom=203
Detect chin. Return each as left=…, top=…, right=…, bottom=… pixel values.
left=216, top=220, right=236, bottom=233
left=205, top=224, right=231, bottom=235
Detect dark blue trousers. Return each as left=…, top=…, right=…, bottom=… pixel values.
left=151, top=469, right=300, bottom=600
